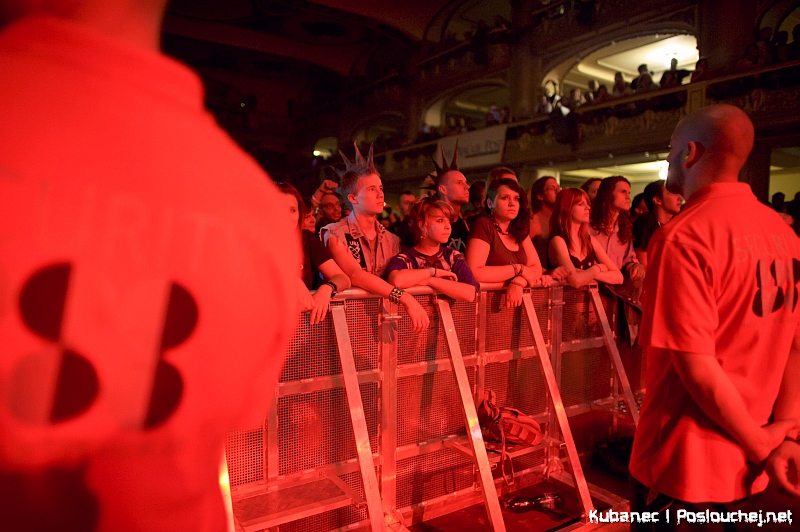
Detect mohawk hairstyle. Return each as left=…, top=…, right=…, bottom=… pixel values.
left=337, top=142, right=377, bottom=197
left=431, top=141, right=459, bottom=188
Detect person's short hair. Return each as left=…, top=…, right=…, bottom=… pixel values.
left=488, top=166, right=516, bottom=182
left=275, top=181, right=306, bottom=227
left=631, top=193, right=646, bottom=215
left=486, top=178, right=530, bottom=243
left=409, top=197, right=454, bottom=244
left=530, top=175, right=557, bottom=213
left=400, top=190, right=415, bottom=197
left=638, top=63, right=648, bottom=73
left=469, top=180, right=486, bottom=204
left=643, top=180, right=666, bottom=211
left=580, top=178, right=601, bottom=194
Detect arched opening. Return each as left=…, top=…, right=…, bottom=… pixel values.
left=545, top=33, right=699, bottom=97
left=421, top=82, right=510, bottom=136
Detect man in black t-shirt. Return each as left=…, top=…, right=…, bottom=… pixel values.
left=433, top=144, right=470, bottom=252
left=633, top=180, right=682, bottom=268
left=388, top=190, right=416, bottom=248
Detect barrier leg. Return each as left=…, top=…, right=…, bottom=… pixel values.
left=331, top=305, right=387, bottom=532
left=588, top=287, right=640, bottom=427
left=436, top=299, right=507, bottom=532
left=521, top=293, right=594, bottom=521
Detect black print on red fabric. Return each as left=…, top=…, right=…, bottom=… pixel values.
left=753, top=259, right=800, bottom=317
left=344, top=233, right=367, bottom=269
left=18, top=263, right=99, bottom=423
left=144, top=282, right=197, bottom=429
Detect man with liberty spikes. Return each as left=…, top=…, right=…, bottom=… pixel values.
left=433, top=141, right=471, bottom=253
left=321, top=143, right=430, bottom=332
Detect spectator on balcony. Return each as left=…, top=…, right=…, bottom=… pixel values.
left=772, top=192, right=787, bottom=213
left=386, top=198, right=478, bottom=302
left=788, top=24, right=800, bottom=60
left=388, top=190, right=417, bottom=249
left=630, top=193, right=648, bottom=222
left=633, top=180, right=682, bottom=268
left=444, top=116, right=460, bottom=136
left=321, top=145, right=429, bottom=332
left=548, top=188, right=623, bottom=287
left=772, top=30, right=789, bottom=63
left=756, top=26, right=773, bottom=65
left=581, top=178, right=602, bottom=201
left=690, top=57, right=712, bottom=83
left=465, top=180, right=488, bottom=227
left=486, top=104, right=502, bottom=126
left=467, top=178, right=552, bottom=307
left=530, top=175, right=560, bottom=264
left=630, top=63, right=650, bottom=91
left=589, top=176, right=645, bottom=281
left=278, top=182, right=350, bottom=325
left=433, top=144, right=470, bottom=253
left=536, top=93, right=553, bottom=115
left=660, top=70, right=680, bottom=89
left=612, top=71, right=633, bottom=97
left=315, top=191, right=344, bottom=233
left=585, top=79, right=599, bottom=104
left=736, top=43, right=765, bottom=71
left=635, top=73, right=658, bottom=93
left=660, top=58, right=690, bottom=86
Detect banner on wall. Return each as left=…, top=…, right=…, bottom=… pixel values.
left=437, top=125, right=508, bottom=170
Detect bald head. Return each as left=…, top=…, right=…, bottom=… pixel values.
left=666, top=104, right=755, bottom=199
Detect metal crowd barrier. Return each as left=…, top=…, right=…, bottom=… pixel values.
left=224, top=284, right=644, bottom=532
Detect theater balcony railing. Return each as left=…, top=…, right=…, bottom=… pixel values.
left=376, top=59, right=800, bottom=183
left=224, top=283, right=643, bottom=532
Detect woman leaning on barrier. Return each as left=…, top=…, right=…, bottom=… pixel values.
left=465, top=178, right=558, bottom=307
left=385, top=197, right=479, bottom=302
left=548, top=187, right=623, bottom=288
left=277, top=182, right=351, bottom=325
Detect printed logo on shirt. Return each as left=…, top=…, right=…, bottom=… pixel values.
left=11, top=262, right=197, bottom=429
left=448, top=237, right=466, bottom=253
left=345, top=233, right=367, bottom=269
left=753, top=258, right=800, bottom=317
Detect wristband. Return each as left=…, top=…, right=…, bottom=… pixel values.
left=510, top=276, right=526, bottom=287
left=322, top=281, right=338, bottom=297
left=389, top=286, right=405, bottom=304
left=428, top=267, right=435, bottom=277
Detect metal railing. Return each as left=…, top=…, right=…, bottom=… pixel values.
left=225, top=283, right=643, bottom=532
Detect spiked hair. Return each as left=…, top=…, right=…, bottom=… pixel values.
left=432, top=141, right=460, bottom=188
left=337, top=142, right=377, bottom=197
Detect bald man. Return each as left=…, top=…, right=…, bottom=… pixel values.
left=0, top=1, right=299, bottom=531
left=629, top=104, right=800, bottom=530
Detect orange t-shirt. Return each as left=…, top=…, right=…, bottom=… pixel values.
left=629, top=182, right=800, bottom=503
left=0, top=16, right=299, bottom=532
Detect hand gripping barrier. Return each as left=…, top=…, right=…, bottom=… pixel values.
left=224, top=283, right=642, bottom=532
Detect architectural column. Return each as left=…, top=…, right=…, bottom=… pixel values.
left=739, top=141, right=771, bottom=203
left=697, top=0, right=758, bottom=74
left=509, top=0, right=541, bottom=119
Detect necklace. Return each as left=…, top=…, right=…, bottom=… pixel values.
left=491, top=216, right=510, bottom=235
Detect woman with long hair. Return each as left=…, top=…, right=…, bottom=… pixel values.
left=466, top=178, right=554, bottom=307
left=549, top=188, right=623, bottom=288
left=277, top=182, right=351, bottom=324
left=385, top=197, right=479, bottom=302
left=589, top=176, right=645, bottom=281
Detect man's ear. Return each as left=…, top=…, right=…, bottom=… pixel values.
left=684, top=141, right=704, bottom=168
left=653, top=196, right=663, bottom=208
left=348, top=193, right=358, bottom=206
left=437, top=183, right=447, bottom=197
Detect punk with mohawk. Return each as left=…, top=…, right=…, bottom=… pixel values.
left=337, top=142, right=377, bottom=197
left=320, top=142, right=431, bottom=333
left=432, top=141, right=471, bottom=253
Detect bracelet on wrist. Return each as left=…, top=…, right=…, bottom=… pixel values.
left=323, top=281, right=338, bottom=297
left=510, top=276, right=526, bottom=287
left=389, top=286, right=405, bottom=304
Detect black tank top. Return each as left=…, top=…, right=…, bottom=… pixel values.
left=569, top=247, right=597, bottom=270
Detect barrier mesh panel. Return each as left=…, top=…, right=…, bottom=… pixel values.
left=345, top=298, right=380, bottom=372
left=277, top=383, right=379, bottom=476
left=225, top=428, right=263, bottom=487
left=275, top=470, right=372, bottom=532
left=281, top=311, right=339, bottom=382
left=396, top=448, right=474, bottom=510
left=397, top=369, right=474, bottom=447
left=396, top=295, right=477, bottom=365
left=484, top=358, right=548, bottom=416
left=560, top=348, right=613, bottom=407
left=485, top=289, right=549, bottom=353
left=562, top=288, right=602, bottom=342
